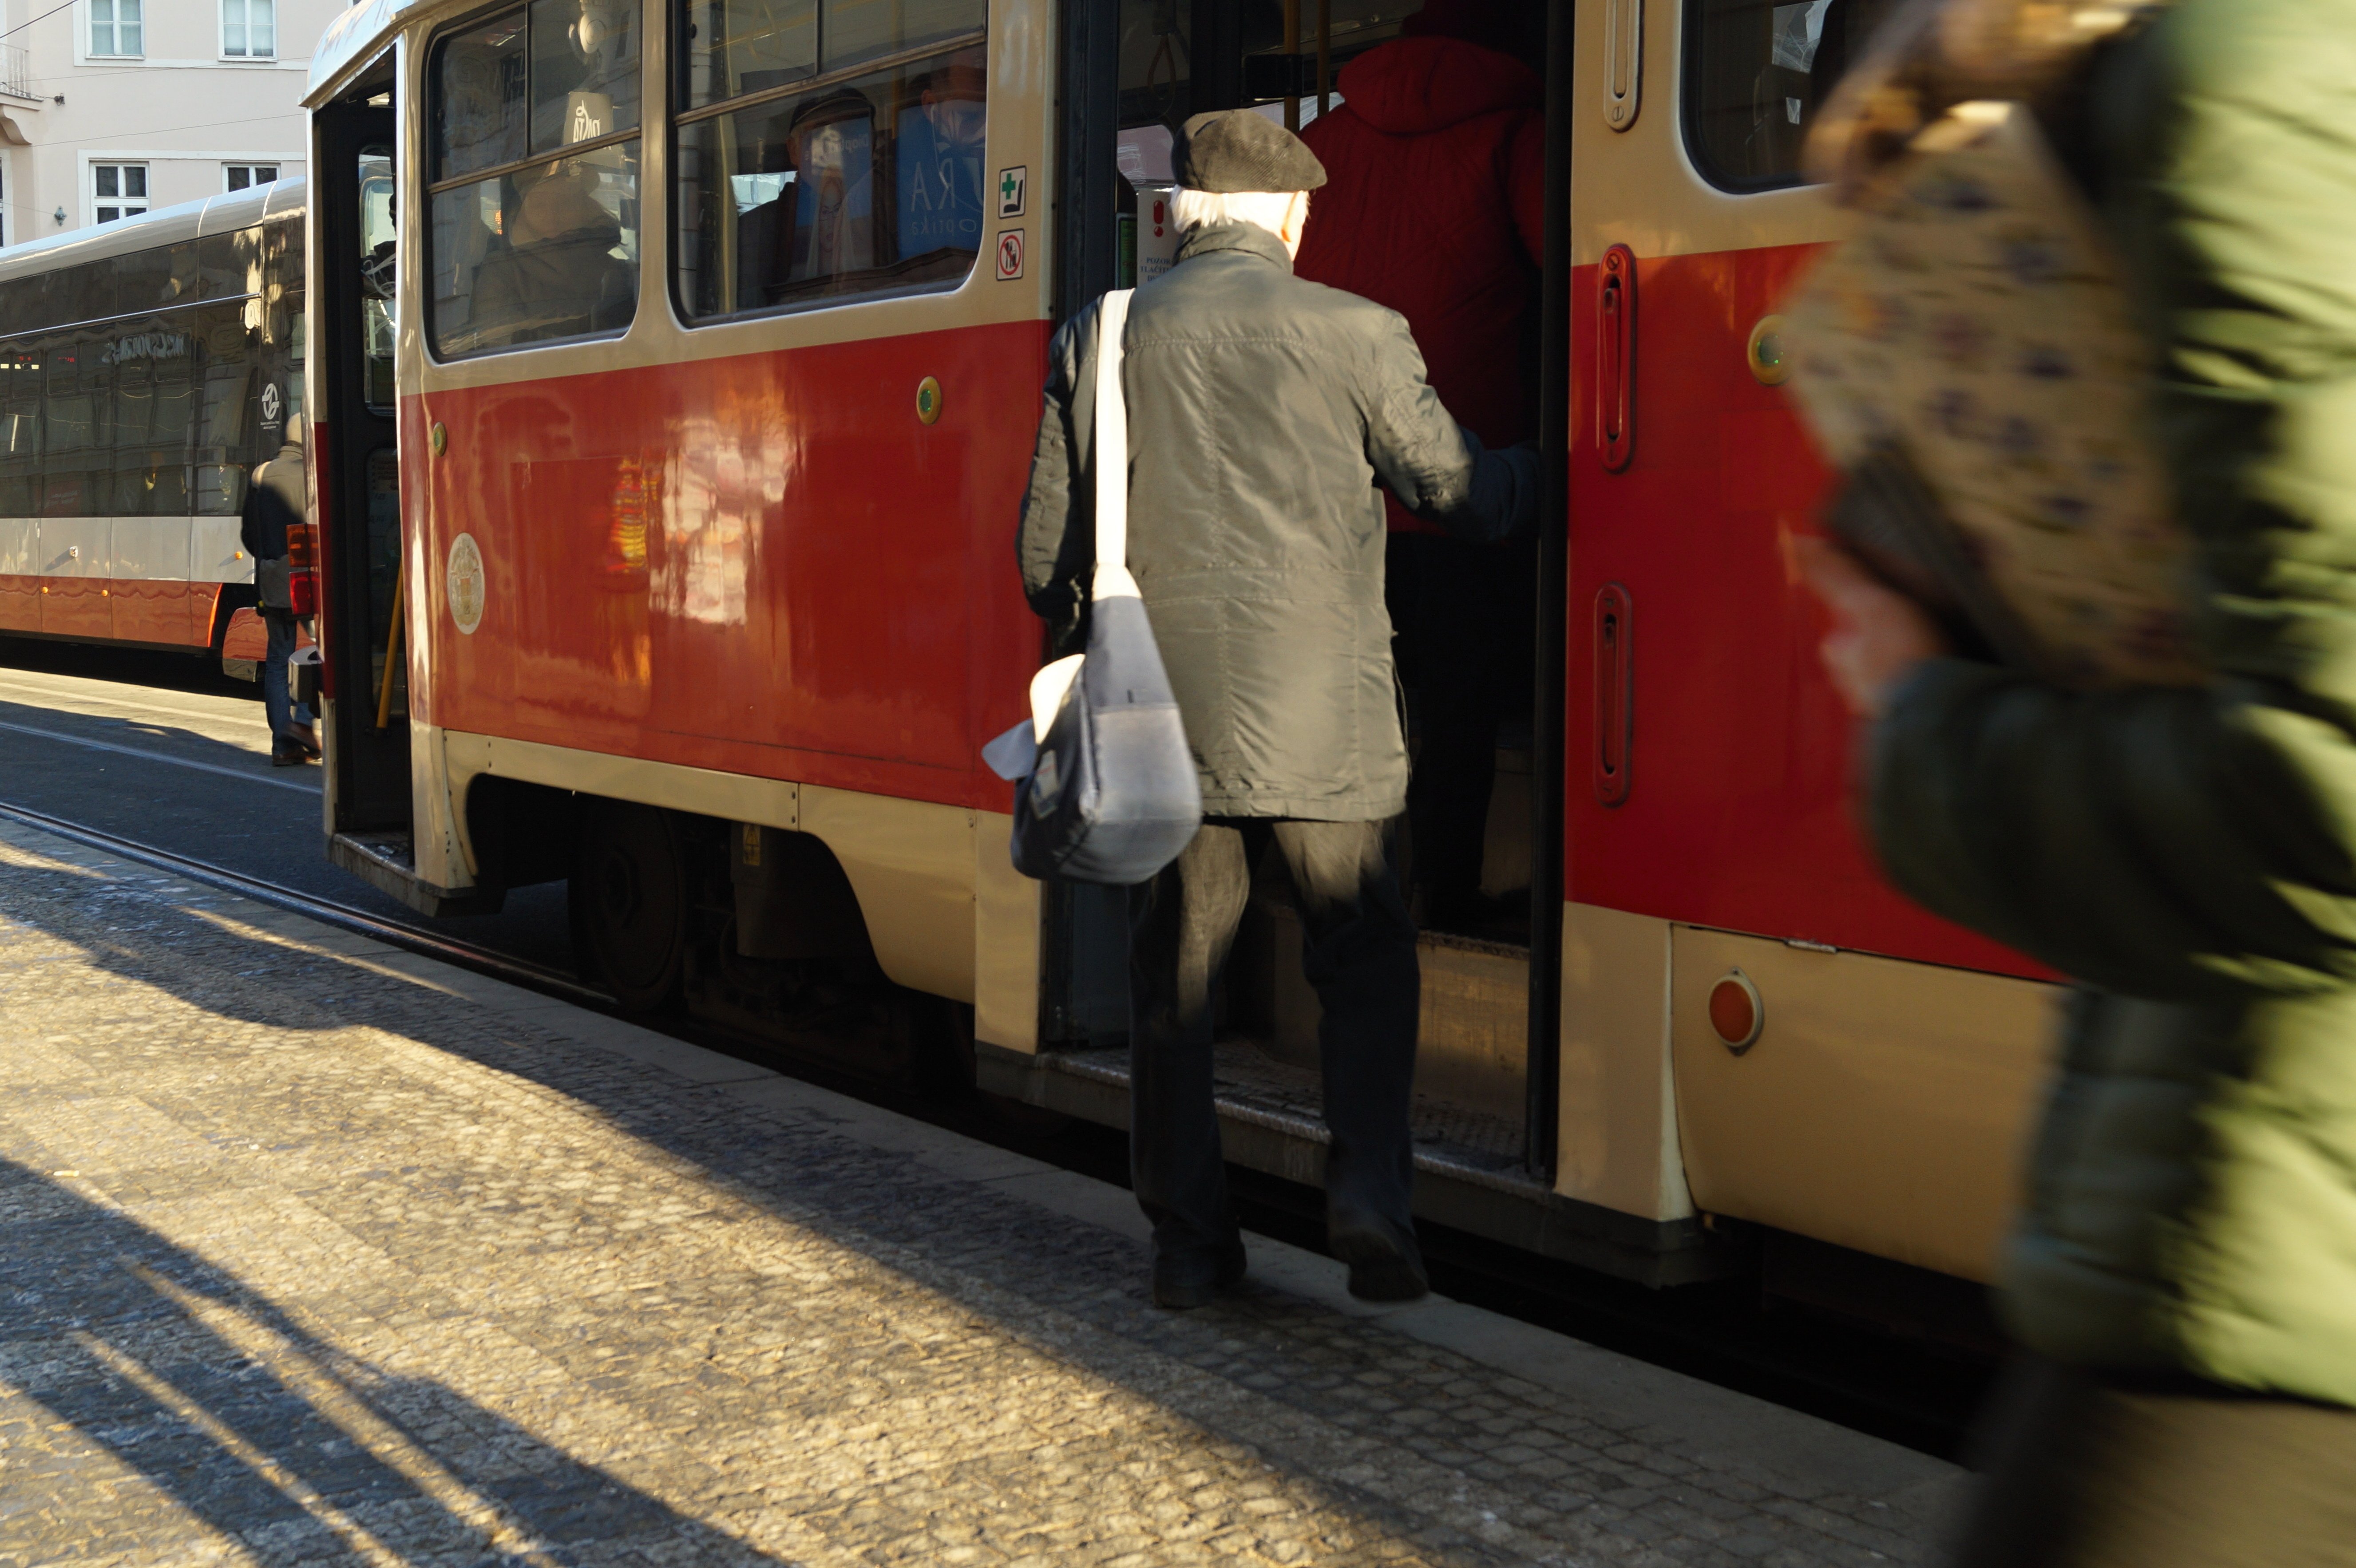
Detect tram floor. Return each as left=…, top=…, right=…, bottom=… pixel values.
left=0, top=809, right=1965, bottom=1567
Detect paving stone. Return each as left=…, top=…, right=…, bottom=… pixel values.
left=0, top=823, right=1964, bottom=1566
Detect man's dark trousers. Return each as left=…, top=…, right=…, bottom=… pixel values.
left=1127, top=818, right=1421, bottom=1263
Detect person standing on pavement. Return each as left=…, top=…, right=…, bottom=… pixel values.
left=1802, top=0, right=2356, bottom=1559
left=241, top=418, right=318, bottom=768
left=1018, top=110, right=1538, bottom=1310
left=1294, top=0, right=1544, bottom=935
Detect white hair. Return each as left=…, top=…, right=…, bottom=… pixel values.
left=1168, top=187, right=1303, bottom=239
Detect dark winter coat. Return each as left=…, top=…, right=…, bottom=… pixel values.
left=1870, top=0, right=2356, bottom=1406
left=1297, top=35, right=1545, bottom=536
left=1018, top=221, right=1537, bottom=820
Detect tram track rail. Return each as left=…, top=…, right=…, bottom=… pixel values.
left=0, top=798, right=610, bottom=1011
left=0, top=792, right=1994, bottom=1461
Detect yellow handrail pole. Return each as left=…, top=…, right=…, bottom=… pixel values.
left=374, top=565, right=405, bottom=730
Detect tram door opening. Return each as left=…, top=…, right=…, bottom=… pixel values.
left=1046, top=0, right=1561, bottom=1159
left=313, top=86, right=409, bottom=841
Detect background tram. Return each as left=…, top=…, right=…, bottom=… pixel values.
left=0, top=182, right=308, bottom=667
left=301, top=0, right=2059, bottom=1322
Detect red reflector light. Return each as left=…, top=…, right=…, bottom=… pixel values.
left=1708, top=971, right=1762, bottom=1054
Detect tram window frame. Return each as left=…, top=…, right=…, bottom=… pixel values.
left=666, top=0, right=990, bottom=328
left=424, top=0, right=647, bottom=363
left=1680, top=0, right=1894, bottom=193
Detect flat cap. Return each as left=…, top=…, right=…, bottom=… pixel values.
left=1173, top=109, right=1327, bottom=194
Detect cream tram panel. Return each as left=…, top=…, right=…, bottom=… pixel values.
left=1670, top=927, right=2061, bottom=1282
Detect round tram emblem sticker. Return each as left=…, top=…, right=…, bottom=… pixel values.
left=446, top=532, right=486, bottom=635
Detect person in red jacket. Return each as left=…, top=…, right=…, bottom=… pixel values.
left=1296, top=0, right=1544, bottom=936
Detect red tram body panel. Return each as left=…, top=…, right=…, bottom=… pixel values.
left=406, top=320, right=1049, bottom=807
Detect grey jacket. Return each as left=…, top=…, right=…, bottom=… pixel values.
left=1018, top=221, right=1537, bottom=820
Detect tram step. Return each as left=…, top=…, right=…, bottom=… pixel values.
left=329, top=828, right=504, bottom=918
left=974, top=1039, right=1732, bottom=1287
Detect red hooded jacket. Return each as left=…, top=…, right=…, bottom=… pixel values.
left=1297, top=36, right=1545, bottom=533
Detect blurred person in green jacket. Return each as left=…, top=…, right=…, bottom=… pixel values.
left=1803, top=0, right=2356, bottom=1560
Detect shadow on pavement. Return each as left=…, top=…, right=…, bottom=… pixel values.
left=0, top=1158, right=784, bottom=1565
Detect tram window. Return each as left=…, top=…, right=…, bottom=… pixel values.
left=358, top=150, right=398, bottom=407
left=1683, top=0, right=1895, bottom=190
left=430, top=0, right=644, bottom=358
left=672, top=0, right=987, bottom=322
left=532, top=0, right=640, bottom=147
left=436, top=12, right=531, bottom=178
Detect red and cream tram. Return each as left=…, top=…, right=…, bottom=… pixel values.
left=301, top=0, right=2057, bottom=1309
left=0, top=181, right=306, bottom=664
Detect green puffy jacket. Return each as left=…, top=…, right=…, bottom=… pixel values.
left=1871, top=0, right=2356, bottom=1404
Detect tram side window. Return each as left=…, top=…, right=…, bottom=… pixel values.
left=105, top=330, right=194, bottom=515
left=0, top=356, right=40, bottom=517
left=672, top=0, right=988, bottom=320
left=1684, top=0, right=1895, bottom=190
left=44, top=350, right=93, bottom=516
left=429, top=0, right=643, bottom=359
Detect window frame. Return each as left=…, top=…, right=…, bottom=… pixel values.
left=664, top=2, right=991, bottom=331
left=221, top=0, right=277, bottom=59
left=87, top=0, right=144, bottom=59
left=421, top=0, right=649, bottom=364
left=91, top=162, right=151, bottom=225
left=1679, top=0, right=1833, bottom=195
left=224, top=164, right=282, bottom=192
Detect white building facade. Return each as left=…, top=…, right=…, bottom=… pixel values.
left=0, top=0, right=345, bottom=247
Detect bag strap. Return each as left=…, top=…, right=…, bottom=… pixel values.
left=1092, top=288, right=1138, bottom=600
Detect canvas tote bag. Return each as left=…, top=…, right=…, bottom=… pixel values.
left=983, top=289, right=1203, bottom=883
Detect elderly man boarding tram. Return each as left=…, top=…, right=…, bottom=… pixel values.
left=1018, top=111, right=1538, bottom=1311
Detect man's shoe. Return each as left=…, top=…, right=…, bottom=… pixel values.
left=1150, top=1234, right=1248, bottom=1310
left=1331, top=1217, right=1429, bottom=1303
left=270, top=741, right=310, bottom=768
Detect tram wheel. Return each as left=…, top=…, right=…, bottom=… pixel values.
left=572, top=800, right=687, bottom=1012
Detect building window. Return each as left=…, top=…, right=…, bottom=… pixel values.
left=222, top=0, right=275, bottom=58
left=89, top=0, right=143, bottom=57
left=225, top=164, right=281, bottom=191
left=93, top=163, right=149, bottom=223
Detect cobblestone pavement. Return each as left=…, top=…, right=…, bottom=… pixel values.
left=0, top=822, right=1963, bottom=1567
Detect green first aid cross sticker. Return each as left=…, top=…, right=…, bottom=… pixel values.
left=998, top=166, right=1027, bottom=219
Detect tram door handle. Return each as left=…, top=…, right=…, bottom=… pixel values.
left=1598, top=244, right=1636, bottom=473
left=1594, top=583, right=1633, bottom=806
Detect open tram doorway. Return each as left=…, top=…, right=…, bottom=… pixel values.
left=313, top=70, right=441, bottom=908
left=1017, top=0, right=1580, bottom=1258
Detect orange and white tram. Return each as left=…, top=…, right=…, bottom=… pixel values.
left=0, top=181, right=307, bottom=665
left=302, top=0, right=2060, bottom=1311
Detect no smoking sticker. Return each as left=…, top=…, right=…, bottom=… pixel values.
left=995, top=229, right=1026, bottom=282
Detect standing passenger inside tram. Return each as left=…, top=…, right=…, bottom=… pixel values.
left=1295, top=0, right=1544, bottom=937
